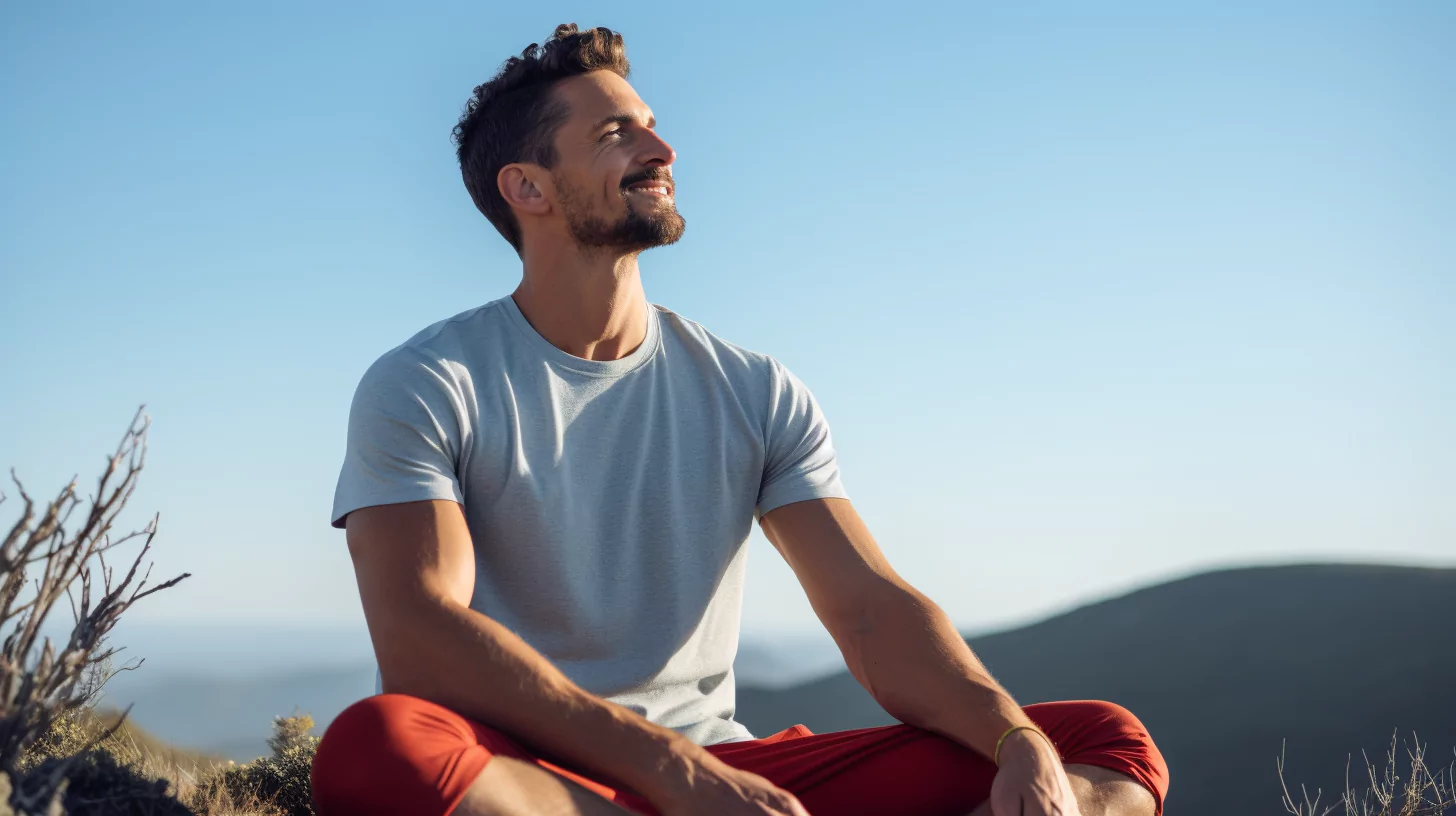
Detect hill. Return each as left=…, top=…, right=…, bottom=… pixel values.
left=93, top=634, right=840, bottom=761
left=36, top=707, right=229, bottom=781
left=100, top=662, right=377, bottom=762
left=735, top=563, right=1456, bottom=816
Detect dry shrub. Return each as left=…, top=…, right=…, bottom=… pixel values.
left=190, top=715, right=318, bottom=816
left=1280, top=732, right=1456, bottom=816
left=0, top=409, right=189, bottom=813
left=13, top=707, right=307, bottom=815
left=20, top=749, right=190, bottom=816
left=0, top=411, right=328, bottom=815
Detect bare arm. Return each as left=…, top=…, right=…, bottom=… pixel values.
left=347, top=499, right=710, bottom=806
left=759, top=498, right=1082, bottom=814
left=760, top=499, right=1084, bottom=813
left=757, top=497, right=1035, bottom=758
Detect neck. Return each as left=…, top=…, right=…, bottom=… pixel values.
left=513, top=238, right=649, bottom=363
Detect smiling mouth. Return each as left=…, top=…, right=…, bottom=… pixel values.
left=624, top=182, right=673, bottom=199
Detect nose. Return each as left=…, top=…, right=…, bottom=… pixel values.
left=640, top=129, right=676, bottom=169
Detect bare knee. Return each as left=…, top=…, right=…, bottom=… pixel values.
left=452, top=756, right=531, bottom=816
left=453, top=756, right=635, bottom=816
left=1065, top=764, right=1158, bottom=816
left=1032, top=698, right=1168, bottom=809
left=965, top=765, right=1155, bottom=816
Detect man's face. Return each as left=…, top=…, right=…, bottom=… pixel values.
left=545, top=71, right=684, bottom=252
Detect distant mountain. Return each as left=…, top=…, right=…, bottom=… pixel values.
left=96, top=564, right=1456, bottom=813
left=100, top=661, right=378, bottom=762
left=95, top=628, right=842, bottom=762
left=735, top=563, right=1456, bottom=816
left=92, top=622, right=380, bottom=761
left=732, top=635, right=846, bottom=690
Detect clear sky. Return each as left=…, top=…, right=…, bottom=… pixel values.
left=2, top=1, right=1452, bottom=642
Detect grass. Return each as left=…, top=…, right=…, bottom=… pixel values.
left=12, top=707, right=319, bottom=815
left=1280, top=732, right=1456, bottom=816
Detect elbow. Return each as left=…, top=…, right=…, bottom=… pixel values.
left=830, top=582, right=948, bottom=701
left=822, top=578, right=911, bottom=678
left=826, top=575, right=930, bottom=636
left=366, top=593, right=465, bottom=698
left=373, top=638, right=432, bottom=700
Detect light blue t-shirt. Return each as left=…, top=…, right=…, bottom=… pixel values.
left=331, top=294, right=848, bottom=746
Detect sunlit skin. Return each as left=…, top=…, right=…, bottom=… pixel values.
left=380, top=69, right=1159, bottom=816
left=494, top=70, right=681, bottom=366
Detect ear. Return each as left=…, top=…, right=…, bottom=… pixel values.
left=497, top=164, right=552, bottom=216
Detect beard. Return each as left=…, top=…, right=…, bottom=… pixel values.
left=554, top=170, right=686, bottom=253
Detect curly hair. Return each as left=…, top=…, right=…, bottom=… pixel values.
left=452, top=24, right=631, bottom=254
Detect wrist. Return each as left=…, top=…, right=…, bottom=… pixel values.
left=564, top=697, right=710, bottom=804
left=631, top=731, right=718, bottom=804
left=996, top=727, right=1057, bottom=767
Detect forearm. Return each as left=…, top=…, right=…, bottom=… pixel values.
left=368, top=594, right=704, bottom=802
left=836, top=582, right=1034, bottom=760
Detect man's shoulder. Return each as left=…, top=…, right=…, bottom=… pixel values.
left=394, top=298, right=508, bottom=358
left=652, top=303, right=784, bottom=380
left=356, top=298, right=510, bottom=391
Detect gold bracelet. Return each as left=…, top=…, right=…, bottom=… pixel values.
left=994, top=725, right=1051, bottom=766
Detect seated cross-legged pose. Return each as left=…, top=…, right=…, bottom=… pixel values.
left=311, top=23, right=1169, bottom=816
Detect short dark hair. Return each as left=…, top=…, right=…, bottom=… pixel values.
left=452, top=24, right=631, bottom=253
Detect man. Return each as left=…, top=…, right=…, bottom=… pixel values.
left=310, top=23, right=1168, bottom=816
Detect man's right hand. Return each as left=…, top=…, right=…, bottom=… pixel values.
left=653, top=752, right=810, bottom=816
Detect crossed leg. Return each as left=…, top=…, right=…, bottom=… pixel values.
left=453, top=757, right=1156, bottom=816
left=964, top=764, right=1157, bottom=816
left=313, top=696, right=1168, bottom=816
left=455, top=755, right=636, bottom=815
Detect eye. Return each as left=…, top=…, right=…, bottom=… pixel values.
left=601, top=129, right=624, bottom=141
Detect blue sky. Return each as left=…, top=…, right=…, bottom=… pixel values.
left=2, top=1, right=1452, bottom=642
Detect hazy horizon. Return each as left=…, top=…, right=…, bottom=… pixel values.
left=85, top=562, right=1456, bottom=771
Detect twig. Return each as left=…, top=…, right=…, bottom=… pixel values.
left=0, top=407, right=191, bottom=810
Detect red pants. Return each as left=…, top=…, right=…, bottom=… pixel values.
left=311, top=695, right=1168, bottom=816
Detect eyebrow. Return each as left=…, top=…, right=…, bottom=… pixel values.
left=591, top=112, right=656, bottom=133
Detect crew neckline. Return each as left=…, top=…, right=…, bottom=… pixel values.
left=498, top=294, right=662, bottom=378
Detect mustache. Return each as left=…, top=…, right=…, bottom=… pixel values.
left=620, top=168, right=674, bottom=190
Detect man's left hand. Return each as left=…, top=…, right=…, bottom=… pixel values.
left=986, top=730, right=1084, bottom=816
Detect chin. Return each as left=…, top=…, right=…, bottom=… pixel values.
left=628, top=198, right=675, bottom=215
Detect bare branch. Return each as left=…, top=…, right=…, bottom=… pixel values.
left=0, top=407, right=190, bottom=806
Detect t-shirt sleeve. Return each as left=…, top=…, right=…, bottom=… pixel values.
left=756, top=359, right=850, bottom=520
left=330, top=349, right=467, bottom=529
